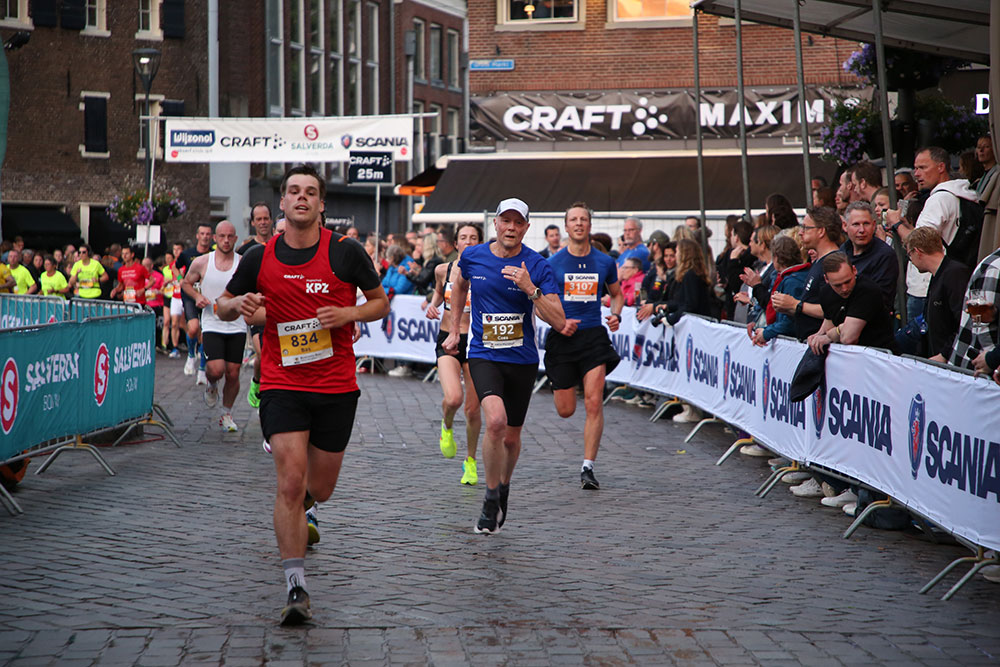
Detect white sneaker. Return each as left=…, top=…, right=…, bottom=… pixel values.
left=387, top=365, right=410, bottom=378
left=183, top=356, right=196, bottom=376
left=843, top=502, right=858, bottom=517
left=768, top=457, right=790, bottom=467
left=981, top=564, right=1000, bottom=583
left=780, top=471, right=813, bottom=483
left=790, top=478, right=824, bottom=497
left=739, top=444, right=771, bottom=457
left=262, top=439, right=272, bottom=454
left=196, top=370, right=208, bottom=386
left=220, top=413, right=238, bottom=432
left=820, top=489, right=859, bottom=508
left=672, top=404, right=702, bottom=423
left=204, top=382, right=218, bottom=407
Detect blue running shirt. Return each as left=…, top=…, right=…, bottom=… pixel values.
left=460, top=243, right=560, bottom=364
left=547, top=247, right=618, bottom=330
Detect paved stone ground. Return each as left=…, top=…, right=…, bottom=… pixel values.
left=1, top=355, right=998, bottom=666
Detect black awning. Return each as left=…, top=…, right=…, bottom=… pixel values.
left=2, top=206, right=83, bottom=251
left=396, top=166, right=444, bottom=196
left=420, top=153, right=836, bottom=214
left=87, top=206, right=134, bottom=256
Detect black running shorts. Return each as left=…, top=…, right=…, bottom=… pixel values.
left=435, top=329, right=468, bottom=366
left=544, top=325, right=621, bottom=391
left=182, top=293, right=201, bottom=321
left=202, top=331, right=246, bottom=364
left=259, top=389, right=360, bottom=453
left=467, top=359, right=537, bottom=428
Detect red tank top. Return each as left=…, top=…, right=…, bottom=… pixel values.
left=258, top=228, right=358, bottom=394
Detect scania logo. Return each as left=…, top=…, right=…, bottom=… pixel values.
left=1, top=357, right=18, bottom=435
left=383, top=310, right=395, bottom=343
left=908, top=393, right=925, bottom=480
left=812, top=383, right=825, bottom=439
left=94, top=343, right=110, bottom=407
left=685, top=334, right=693, bottom=382
left=341, top=134, right=352, bottom=148
left=761, top=359, right=771, bottom=421
left=722, top=346, right=731, bottom=396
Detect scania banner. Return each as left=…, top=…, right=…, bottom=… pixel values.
left=164, top=115, right=413, bottom=163
left=471, top=87, right=860, bottom=143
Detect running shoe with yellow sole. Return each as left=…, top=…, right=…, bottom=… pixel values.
left=306, top=510, right=320, bottom=545
left=461, top=457, right=478, bottom=485
left=439, top=422, right=457, bottom=458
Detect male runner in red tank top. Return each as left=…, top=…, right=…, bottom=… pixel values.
left=216, top=165, right=389, bottom=625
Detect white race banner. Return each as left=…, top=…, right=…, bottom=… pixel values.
left=164, top=115, right=413, bottom=163
left=353, top=295, right=440, bottom=363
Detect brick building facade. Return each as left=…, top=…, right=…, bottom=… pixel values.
left=1, top=0, right=211, bottom=253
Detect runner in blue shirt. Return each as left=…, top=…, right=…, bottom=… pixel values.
left=443, top=197, right=574, bottom=535
left=546, top=202, right=624, bottom=491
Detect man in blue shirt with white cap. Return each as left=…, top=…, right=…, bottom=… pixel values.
left=443, top=197, right=575, bottom=534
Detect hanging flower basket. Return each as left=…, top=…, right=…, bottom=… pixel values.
left=842, top=43, right=967, bottom=91
left=108, top=178, right=186, bottom=230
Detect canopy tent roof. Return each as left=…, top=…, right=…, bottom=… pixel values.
left=692, top=0, right=991, bottom=64
left=417, top=151, right=835, bottom=220
left=395, top=166, right=444, bottom=197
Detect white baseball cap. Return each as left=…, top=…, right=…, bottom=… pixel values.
left=495, top=198, right=529, bottom=221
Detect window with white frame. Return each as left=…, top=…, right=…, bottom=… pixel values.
left=609, top=0, right=690, bottom=23
left=429, top=24, right=442, bottom=84
left=428, top=103, right=442, bottom=164
left=501, top=0, right=577, bottom=23
left=136, top=0, right=162, bottom=38
left=0, top=0, right=30, bottom=28
left=289, top=0, right=306, bottom=115
left=266, top=0, right=284, bottom=116
left=309, top=0, right=324, bottom=114
left=83, top=0, right=108, bottom=34
left=365, top=2, right=379, bottom=113
left=346, top=0, right=362, bottom=115
left=447, top=107, right=460, bottom=154
left=133, top=93, right=165, bottom=161
left=446, top=29, right=460, bottom=89
left=412, top=18, right=426, bottom=82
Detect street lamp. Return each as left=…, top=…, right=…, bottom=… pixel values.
left=132, top=47, right=161, bottom=258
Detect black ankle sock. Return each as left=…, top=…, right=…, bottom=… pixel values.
left=485, top=486, right=499, bottom=500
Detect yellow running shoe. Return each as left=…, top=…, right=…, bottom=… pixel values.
left=439, top=422, right=457, bottom=458
left=461, top=457, right=478, bottom=485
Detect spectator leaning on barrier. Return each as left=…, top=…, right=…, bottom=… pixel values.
left=616, top=217, right=650, bottom=272
left=7, top=249, right=37, bottom=294
left=381, top=244, right=416, bottom=297
left=946, top=244, right=1000, bottom=370
left=616, top=257, right=645, bottom=307
left=904, top=227, right=970, bottom=362
left=772, top=206, right=843, bottom=341
left=750, top=235, right=810, bottom=346
left=737, top=224, right=779, bottom=326
left=841, top=200, right=898, bottom=312
left=636, top=233, right=675, bottom=322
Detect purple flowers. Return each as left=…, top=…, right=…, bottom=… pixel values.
left=821, top=99, right=876, bottom=167
left=108, top=183, right=187, bottom=229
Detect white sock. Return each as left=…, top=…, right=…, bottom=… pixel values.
left=582, top=459, right=595, bottom=472
left=307, top=502, right=320, bottom=519
left=282, top=558, right=306, bottom=593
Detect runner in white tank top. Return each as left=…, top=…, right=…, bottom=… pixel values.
left=180, top=221, right=246, bottom=431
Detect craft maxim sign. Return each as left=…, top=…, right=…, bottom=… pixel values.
left=471, top=87, right=860, bottom=142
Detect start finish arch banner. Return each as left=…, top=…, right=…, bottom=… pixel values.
left=357, top=297, right=1000, bottom=551
left=164, top=115, right=413, bottom=163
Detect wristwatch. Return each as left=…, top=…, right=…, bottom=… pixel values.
left=528, top=287, right=542, bottom=301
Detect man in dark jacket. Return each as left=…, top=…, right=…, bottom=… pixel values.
left=841, top=201, right=898, bottom=311
left=905, top=227, right=971, bottom=362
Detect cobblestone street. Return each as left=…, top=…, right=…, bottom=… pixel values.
left=1, top=357, right=998, bottom=665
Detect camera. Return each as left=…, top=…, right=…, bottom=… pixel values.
left=651, top=308, right=669, bottom=327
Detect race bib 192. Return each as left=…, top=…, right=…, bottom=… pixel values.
left=481, top=312, right=524, bottom=349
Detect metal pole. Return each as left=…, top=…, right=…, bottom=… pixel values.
left=734, top=0, right=751, bottom=220
left=143, top=91, right=153, bottom=259
left=872, top=0, right=906, bottom=323
left=793, top=0, right=812, bottom=208
left=375, top=185, right=381, bottom=248
left=693, top=10, right=708, bottom=255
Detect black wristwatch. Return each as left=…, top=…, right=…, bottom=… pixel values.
left=794, top=301, right=804, bottom=317
left=611, top=311, right=622, bottom=319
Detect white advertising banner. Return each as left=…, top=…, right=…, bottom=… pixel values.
left=164, top=115, right=413, bottom=163
left=356, top=298, right=1000, bottom=551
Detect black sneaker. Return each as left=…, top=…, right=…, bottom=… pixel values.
left=280, top=586, right=312, bottom=625
left=474, top=497, right=502, bottom=535
left=581, top=467, right=600, bottom=490
left=498, top=485, right=509, bottom=528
